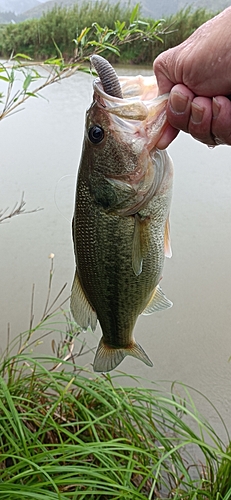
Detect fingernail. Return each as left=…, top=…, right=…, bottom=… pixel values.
left=191, top=103, right=204, bottom=124
left=212, top=97, right=221, bottom=119
left=170, top=91, right=188, bottom=113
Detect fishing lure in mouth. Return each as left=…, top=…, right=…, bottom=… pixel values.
left=90, top=54, right=123, bottom=99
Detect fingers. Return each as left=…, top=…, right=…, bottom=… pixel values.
left=156, top=84, right=194, bottom=149
left=156, top=125, right=179, bottom=150
left=154, top=8, right=231, bottom=98
left=167, top=85, right=195, bottom=133
left=156, top=85, right=231, bottom=148
left=188, top=96, right=214, bottom=145
left=211, top=96, right=231, bottom=145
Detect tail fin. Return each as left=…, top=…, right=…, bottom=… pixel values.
left=93, top=338, right=153, bottom=372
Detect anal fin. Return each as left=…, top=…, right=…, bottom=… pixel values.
left=142, top=284, right=173, bottom=315
left=70, top=270, right=97, bottom=331
left=93, top=338, right=153, bottom=372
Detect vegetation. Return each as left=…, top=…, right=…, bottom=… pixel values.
left=0, top=260, right=230, bottom=498
left=0, top=4, right=162, bottom=122
left=0, top=2, right=145, bottom=60
left=1, top=320, right=231, bottom=498
left=0, top=2, right=218, bottom=64
left=0, top=193, right=42, bottom=223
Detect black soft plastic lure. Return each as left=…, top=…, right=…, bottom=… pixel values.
left=90, top=54, right=123, bottom=99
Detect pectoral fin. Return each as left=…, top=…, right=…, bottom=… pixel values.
left=132, top=214, right=152, bottom=276
left=93, top=338, right=153, bottom=372
left=142, top=285, right=173, bottom=315
left=164, top=216, right=172, bottom=258
left=70, top=270, right=97, bottom=331
left=132, top=214, right=143, bottom=276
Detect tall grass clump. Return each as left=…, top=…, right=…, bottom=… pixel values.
left=0, top=1, right=134, bottom=60
left=0, top=3, right=218, bottom=64
left=0, top=259, right=231, bottom=499
left=1, top=343, right=231, bottom=498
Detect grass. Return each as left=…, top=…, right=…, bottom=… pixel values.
left=1, top=261, right=231, bottom=498
left=1, top=351, right=231, bottom=499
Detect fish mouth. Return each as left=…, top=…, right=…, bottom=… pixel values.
left=93, top=75, right=169, bottom=152
left=93, top=75, right=167, bottom=110
left=93, top=70, right=168, bottom=97
left=90, top=55, right=169, bottom=146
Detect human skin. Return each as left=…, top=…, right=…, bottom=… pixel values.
left=153, top=7, right=231, bottom=148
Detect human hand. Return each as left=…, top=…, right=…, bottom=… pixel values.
left=153, top=7, right=231, bottom=148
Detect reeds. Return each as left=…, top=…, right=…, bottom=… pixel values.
left=1, top=260, right=231, bottom=498
left=0, top=3, right=218, bottom=64
left=1, top=351, right=231, bottom=498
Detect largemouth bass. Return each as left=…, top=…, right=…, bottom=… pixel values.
left=71, top=55, right=173, bottom=372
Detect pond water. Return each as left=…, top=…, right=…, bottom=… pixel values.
left=1, top=65, right=231, bottom=439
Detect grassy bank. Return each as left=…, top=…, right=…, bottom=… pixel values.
left=0, top=2, right=218, bottom=64
left=0, top=260, right=230, bottom=498
left=0, top=308, right=231, bottom=498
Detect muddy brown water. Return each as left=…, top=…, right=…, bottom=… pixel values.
left=1, top=66, right=231, bottom=440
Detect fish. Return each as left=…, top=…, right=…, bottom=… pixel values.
left=70, top=54, right=173, bottom=372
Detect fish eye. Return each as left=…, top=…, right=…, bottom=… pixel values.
left=88, top=125, right=104, bottom=144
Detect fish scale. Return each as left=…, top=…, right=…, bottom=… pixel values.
left=71, top=55, right=173, bottom=372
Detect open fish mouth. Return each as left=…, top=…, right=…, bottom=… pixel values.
left=90, top=55, right=169, bottom=150
left=93, top=72, right=169, bottom=117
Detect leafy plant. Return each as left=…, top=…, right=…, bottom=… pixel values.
left=72, top=3, right=164, bottom=59
left=0, top=54, right=79, bottom=122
